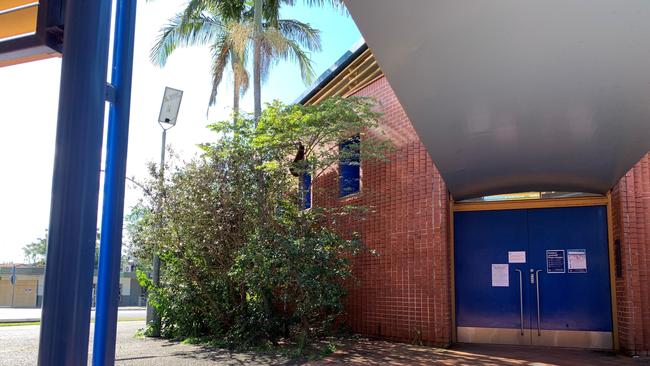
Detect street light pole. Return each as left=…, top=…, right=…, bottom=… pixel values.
left=146, top=87, right=183, bottom=337
left=147, top=127, right=167, bottom=337
left=152, top=127, right=166, bottom=284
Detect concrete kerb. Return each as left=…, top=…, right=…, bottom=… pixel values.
left=0, top=318, right=39, bottom=323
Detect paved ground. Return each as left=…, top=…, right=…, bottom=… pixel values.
left=0, top=306, right=146, bottom=322
left=312, top=340, right=649, bottom=365
left=0, top=321, right=292, bottom=365
left=1, top=321, right=647, bottom=365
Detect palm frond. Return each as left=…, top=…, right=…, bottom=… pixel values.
left=181, top=0, right=210, bottom=18
left=233, top=52, right=250, bottom=95
left=277, top=19, right=321, bottom=52
left=208, top=36, right=232, bottom=107
left=260, top=28, right=290, bottom=53
left=263, top=0, right=282, bottom=28
left=283, top=39, right=316, bottom=84
left=225, top=21, right=254, bottom=59
left=152, top=0, right=324, bottom=109
left=282, top=0, right=349, bottom=15
left=181, top=0, right=245, bottom=20
left=150, top=11, right=224, bottom=67
left=259, top=29, right=315, bottom=84
left=215, top=0, right=247, bottom=21
left=258, top=35, right=276, bottom=84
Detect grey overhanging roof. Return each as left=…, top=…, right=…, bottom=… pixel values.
left=343, top=0, right=650, bottom=200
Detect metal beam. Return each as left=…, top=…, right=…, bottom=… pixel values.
left=93, top=0, right=138, bottom=364
left=37, top=0, right=112, bottom=363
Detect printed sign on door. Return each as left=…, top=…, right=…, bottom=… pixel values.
left=546, top=249, right=566, bottom=273
left=568, top=249, right=587, bottom=273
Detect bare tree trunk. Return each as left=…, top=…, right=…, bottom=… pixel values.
left=253, top=0, right=263, bottom=123
left=233, top=76, right=240, bottom=123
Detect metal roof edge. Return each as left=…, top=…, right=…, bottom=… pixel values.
left=294, top=38, right=367, bottom=105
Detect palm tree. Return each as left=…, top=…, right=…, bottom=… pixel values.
left=249, top=0, right=346, bottom=120
left=150, top=0, right=321, bottom=119
left=151, top=11, right=246, bottom=116
left=253, top=0, right=263, bottom=120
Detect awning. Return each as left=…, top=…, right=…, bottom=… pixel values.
left=343, top=0, right=650, bottom=200
left=0, top=0, right=64, bottom=67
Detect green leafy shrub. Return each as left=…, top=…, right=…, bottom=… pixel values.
left=130, top=97, right=388, bottom=348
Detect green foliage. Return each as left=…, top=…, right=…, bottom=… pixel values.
left=129, top=97, right=388, bottom=347
left=23, top=232, right=47, bottom=265
left=150, top=0, right=321, bottom=111
left=24, top=229, right=126, bottom=269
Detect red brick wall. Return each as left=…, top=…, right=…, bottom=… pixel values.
left=312, top=73, right=650, bottom=352
left=612, top=152, right=650, bottom=356
left=313, top=76, right=452, bottom=346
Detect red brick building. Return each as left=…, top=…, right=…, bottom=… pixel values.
left=299, top=44, right=650, bottom=355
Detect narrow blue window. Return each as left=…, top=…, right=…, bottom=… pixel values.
left=339, top=135, right=360, bottom=197
left=302, top=172, right=312, bottom=209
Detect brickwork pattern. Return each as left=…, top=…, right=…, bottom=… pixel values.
left=313, top=76, right=452, bottom=346
left=311, top=74, right=650, bottom=353
left=612, top=152, right=650, bottom=356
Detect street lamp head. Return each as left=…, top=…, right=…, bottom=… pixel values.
left=158, top=87, right=183, bottom=128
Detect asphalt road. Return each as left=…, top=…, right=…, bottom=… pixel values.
left=0, top=321, right=293, bottom=365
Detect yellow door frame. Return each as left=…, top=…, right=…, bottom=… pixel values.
left=448, top=193, right=619, bottom=350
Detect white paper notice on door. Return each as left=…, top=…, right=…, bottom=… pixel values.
left=491, top=264, right=509, bottom=287
left=567, top=249, right=587, bottom=273
left=508, top=251, right=526, bottom=263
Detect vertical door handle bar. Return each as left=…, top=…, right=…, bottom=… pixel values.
left=514, top=269, right=524, bottom=336
left=535, top=269, right=542, bottom=336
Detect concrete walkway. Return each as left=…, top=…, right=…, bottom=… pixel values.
left=313, top=340, right=648, bottom=366
left=114, top=336, right=650, bottom=365
left=0, top=306, right=146, bottom=322
left=0, top=321, right=293, bottom=366
left=1, top=321, right=647, bottom=365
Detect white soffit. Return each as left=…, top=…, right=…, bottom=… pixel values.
left=343, top=0, right=650, bottom=200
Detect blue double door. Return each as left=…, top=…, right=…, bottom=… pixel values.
left=455, top=205, right=613, bottom=349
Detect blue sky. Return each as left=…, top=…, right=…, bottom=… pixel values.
left=0, top=0, right=361, bottom=263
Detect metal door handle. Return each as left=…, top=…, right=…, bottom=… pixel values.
left=515, top=269, right=524, bottom=335
left=535, top=269, right=542, bottom=336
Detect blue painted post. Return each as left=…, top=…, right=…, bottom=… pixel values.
left=93, top=0, right=138, bottom=363
left=37, top=0, right=113, bottom=364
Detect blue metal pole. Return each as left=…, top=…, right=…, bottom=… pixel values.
left=93, top=0, right=138, bottom=363
left=37, top=0, right=113, bottom=364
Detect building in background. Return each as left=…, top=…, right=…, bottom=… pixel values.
left=298, top=42, right=650, bottom=356
left=0, top=263, right=143, bottom=308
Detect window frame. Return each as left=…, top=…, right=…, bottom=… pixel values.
left=338, top=134, right=361, bottom=198
left=300, top=172, right=312, bottom=210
